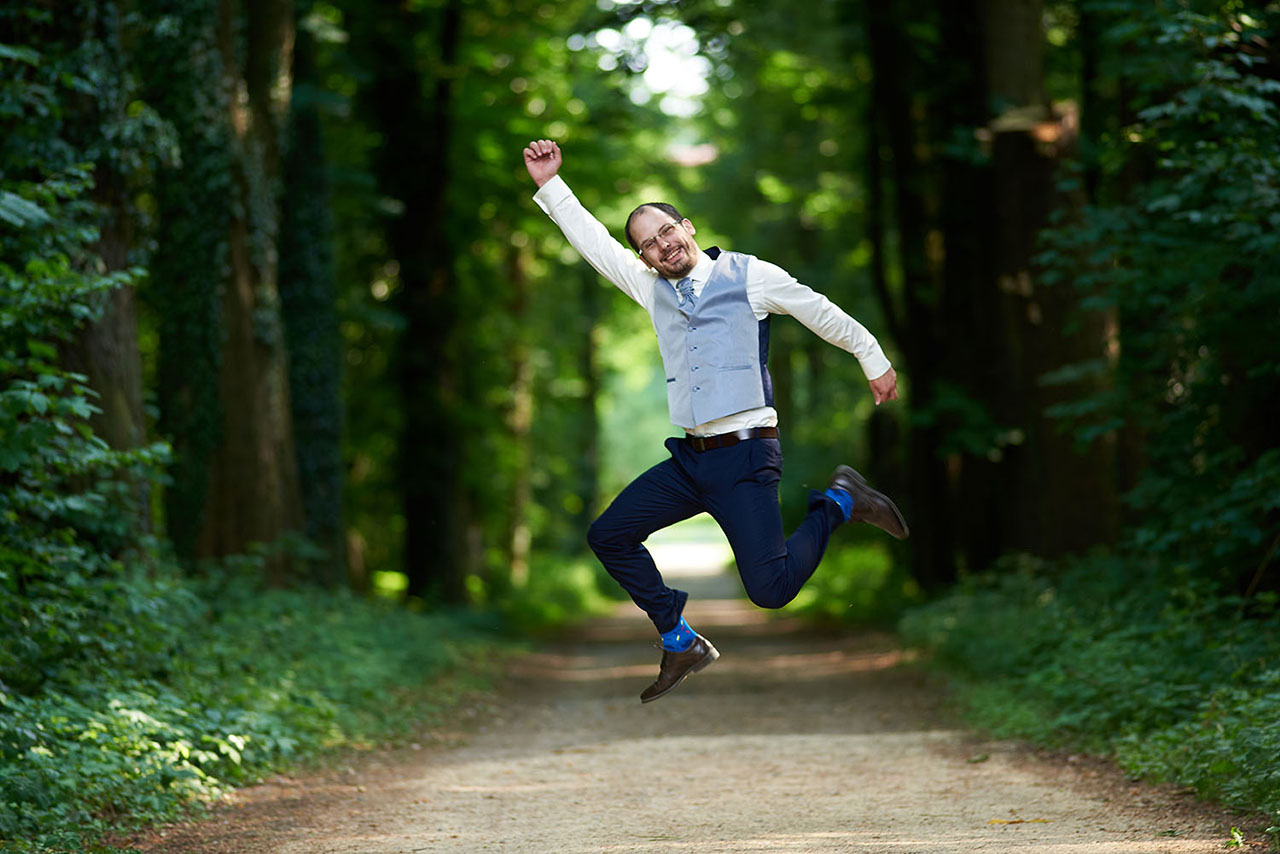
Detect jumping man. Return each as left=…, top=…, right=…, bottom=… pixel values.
left=523, top=139, right=909, bottom=703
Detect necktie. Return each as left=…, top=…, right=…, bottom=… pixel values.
left=676, top=277, right=696, bottom=310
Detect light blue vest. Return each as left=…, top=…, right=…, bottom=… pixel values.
left=652, top=250, right=773, bottom=429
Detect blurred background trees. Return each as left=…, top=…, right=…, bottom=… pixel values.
left=5, top=0, right=1277, bottom=610
left=3, top=0, right=1276, bottom=607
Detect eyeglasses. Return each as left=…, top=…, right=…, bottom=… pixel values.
left=638, top=221, right=682, bottom=255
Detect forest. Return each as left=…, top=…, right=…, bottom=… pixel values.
left=2, top=0, right=1279, bottom=850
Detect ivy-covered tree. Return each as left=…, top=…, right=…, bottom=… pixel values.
left=280, top=1, right=346, bottom=588
left=133, top=0, right=231, bottom=561
left=136, top=0, right=304, bottom=578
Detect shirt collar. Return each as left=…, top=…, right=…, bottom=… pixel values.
left=666, top=251, right=716, bottom=287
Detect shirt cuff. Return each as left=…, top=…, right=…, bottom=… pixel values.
left=858, top=345, right=893, bottom=382
left=532, top=174, right=573, bottom=216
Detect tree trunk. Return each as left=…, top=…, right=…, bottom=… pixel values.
left=280, top=1, right=346, bottom=587
left=577, top=267, right=603, bottom=538
left=865, top=0, right=956, bottom=591
left=356, top=0, right=468, bottom=603
left=978, top=0, right=1119, bottom=555
left=61, top=2, right=146, bottom=454
left=196, top=0, right=304, bottom=578
left=136, top=0, right=228, bottom=562
left=936, top=0, right=1003, bottom=575
left=64, top=218, right=150, bottom=532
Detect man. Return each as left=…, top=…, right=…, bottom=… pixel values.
left=523, top=139, right=908, bottom=703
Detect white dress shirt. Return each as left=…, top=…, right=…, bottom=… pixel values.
left=533, top=175, right=892, bottom=436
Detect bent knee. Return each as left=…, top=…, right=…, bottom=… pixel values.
left=585, top=518, right=608, bottom=553
left=744, top=586, right=793, bottom=610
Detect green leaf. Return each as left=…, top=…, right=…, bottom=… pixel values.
left=0, top=191, right=53, bottom=228
left=0, top=43, right=41, bottom=65
left=27, top=340, right=59, bottom=361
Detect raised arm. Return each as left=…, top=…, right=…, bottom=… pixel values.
left=523, top=140, right=658, bottom=310
left=523, top=139, right=562, bottom=188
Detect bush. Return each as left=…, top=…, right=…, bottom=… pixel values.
left=495, top=552, right=621, bottom=634
left=1118, top=669, right=1280, bottom=817
left=781, top=540, right=920, bottom=625
left=900, top=554, right=1280, bottom=822
left=0, top=567, right=507, bottom=853
left=1, top=38, right=511, bottom=851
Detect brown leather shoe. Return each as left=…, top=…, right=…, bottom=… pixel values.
left=828, top=465, right=910, bottom=540
left=639, top=634, right=720, bottom=703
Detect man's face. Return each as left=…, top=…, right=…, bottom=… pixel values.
left=631, top=207, right=700, bottom=279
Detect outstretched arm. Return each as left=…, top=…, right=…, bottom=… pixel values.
left=523, top=139, right=562, bottom=188
left=752, top=258, right=899, bottom=405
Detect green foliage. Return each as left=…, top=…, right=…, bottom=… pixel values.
left=0, top=566, right=504, bottom=852
left=0, top=18, right=171, bottom=702
left=2, top=18, right=509, bottom=852
left=494, top=553, right=620, bottom=634
left=781, top=541, right=920, bottom=625
left=910, top=0, right=1280, bottom=828
left=901, top=555, right=1280, bottom=819
left=1038, top=2, right=1280, bottom=588
left=1120, top=669, right=1280, bottom=816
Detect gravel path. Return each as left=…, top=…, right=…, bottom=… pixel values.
left=137, top=550, right=1252, bottom=853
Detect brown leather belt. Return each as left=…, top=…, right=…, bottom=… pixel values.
left=684, top=426, right=779, bottom=452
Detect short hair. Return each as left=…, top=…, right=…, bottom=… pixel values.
left=624, top=202, right=686, bottom=253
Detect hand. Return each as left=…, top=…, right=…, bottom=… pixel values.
left=523, top=139, right=562, bottom=187
left=868, top=367, right=898, bottom=406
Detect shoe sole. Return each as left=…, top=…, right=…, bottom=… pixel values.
left=639, top=640, right=720, bottom=704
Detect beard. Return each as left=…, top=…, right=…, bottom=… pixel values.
left=656, top=244, right=696, bottom=278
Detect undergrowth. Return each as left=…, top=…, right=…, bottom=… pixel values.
left=0, top=568, right=511, bottom=854
left=900, top=553, right=1280, bottom=840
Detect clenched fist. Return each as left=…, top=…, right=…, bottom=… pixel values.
left=523, top=139, right=562, bottom=187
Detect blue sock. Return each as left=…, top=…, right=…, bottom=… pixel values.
left=659, top=615, right=697, bottom=652
left=824, top=487, right=853, bottom=522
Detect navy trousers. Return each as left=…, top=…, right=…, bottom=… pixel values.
left=587, top=435, right=846, bottom=633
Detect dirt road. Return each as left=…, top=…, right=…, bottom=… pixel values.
left=139, top=549, right=1249, bottom=853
